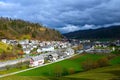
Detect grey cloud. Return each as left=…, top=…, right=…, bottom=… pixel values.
left=0, top=0, right=120, bottom=33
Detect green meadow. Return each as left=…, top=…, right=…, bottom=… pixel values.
left=0, top=53, right=120, bottom=80
left=16, top=54, right=105, bottom=76
left=66, top=64, right=120, bottom=80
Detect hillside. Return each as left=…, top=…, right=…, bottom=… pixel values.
left=0, top=42, right=12, bottom=53
left=0, top=17, right=63, bottom=40
left=66, top=64, right=120, bottom=80
left=63, top=25, right=120, bottom=40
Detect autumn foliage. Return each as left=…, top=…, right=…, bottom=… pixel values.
left=81, top=57, right=109, bottom=71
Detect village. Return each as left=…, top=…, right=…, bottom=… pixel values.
left=0, top=39, right=75, bottom=67
left=0, top=38, right=120, bottom=79
left=0, top=39, right=120, bottom=68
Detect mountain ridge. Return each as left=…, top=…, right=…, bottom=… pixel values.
left=63, top=25, right=120, bottom=39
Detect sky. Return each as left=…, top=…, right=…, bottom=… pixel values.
left=0, top=0, right=120, bottom=33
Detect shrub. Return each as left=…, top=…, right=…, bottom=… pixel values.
left=81, top=57, right=109, bottom=71
left=5, top=65, right=11, bottom=70
left=16, top=62, right=23, bottom=69
left=81, top=58, right=95, bottom=71
left=68, top=68, right=75, bottom=75
left=107, top=55, right=116, bottom=60
left=53, top=65, right=63, bottom=77
left=62, top=68, right=68, bottom=76
left=97, top=57, right=109, bottom=67
left=0, top=52, right=7, bottom=60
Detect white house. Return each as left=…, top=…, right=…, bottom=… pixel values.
left=112, top=47, right=115, bottom=51
left=65, top=48, right=74, bottom=56
left=30, top=55, right=44, bottom=67
left=19, top=39, right=29, bottom=45
left=37, top=46, right=54, bottom=53
left=1, top=39, right=7, bottom=43
left=22, top=44, right=27, bottom=49
left=23, top=48, right=31, bottom=54
left=37, top=48, right=42, bottom=53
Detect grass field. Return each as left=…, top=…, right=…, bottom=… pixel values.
left=0, top=53, right=120, bottom=80
left=110, top=56, right=120, bottom=65
left=0, top=76, right=89, bottom=80
left=66, top=64, right=120, bottom=80
left=0, top=76, right=49, bottom=80
left=0, top=65, right=120, bottom=80
left=16, top=54, right=105, bottom=76
left=0, top=66, right=28, bottom=75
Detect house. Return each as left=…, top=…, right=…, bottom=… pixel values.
left=29, top=55, right=44, bottom=67
left=22, top=44, right=27, bottom=49
left=19, top=39, right=29, bottom=45
left=37, top=48, right=42, bottom=53
left=47, top=53, right=58, bottom=61
left=86, top=49, right=111, bottom=54
left=37, top=46, right=54, bottom=53
left=115, top=40, right=120, bottom=46
left=55, top=48, right=74, bottom=58
left=23, top=48, right=31, bottom=54
left=65, top=48, right=74, bottom=56
left=56, top=50, right=68, bottom=58
left=1, top=39, right=7, bottom=43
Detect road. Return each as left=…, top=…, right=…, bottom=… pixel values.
left=0, top=58, right=29, bottom=68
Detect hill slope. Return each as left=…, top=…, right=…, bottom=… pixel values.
left=0, top=42, right=12, bottom=53
left=63, top=26, right=120, bottom=39
left=0, top=17, right=63, bottom=40
left=66, top=64, right=120, bottom=80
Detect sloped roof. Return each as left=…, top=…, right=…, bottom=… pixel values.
left=32, top=55, right=44, bottom=61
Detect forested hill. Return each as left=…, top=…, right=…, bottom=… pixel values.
left=0, top=17, right=63, bottom=40
left=63, top=25, right=120, bottom=40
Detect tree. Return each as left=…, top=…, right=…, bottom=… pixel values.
left=97, top=57, right=109, bottom=67
left=0, top=52, right=7, bottom=60
left=16, top=62, right=23, bottom=69
left=68, top=68, right=75, bottom=75
left=7, top=47, right=10, bottom=50
left=81, top=58, right=100, bottom=71
left=112, top=48, right=120, bottom=54
left=81, top=58, right=94, bottom=71
left=53, top=65, right=63, bottom=77
left=18, top=51, right=24, bottom=58
left=63, top=68, right=68, bottom=76
left=5, top=65, right=10, bottom=70
left=32, top=32, right=36, bottom=38
left=17, top=44, right=22, bottom=48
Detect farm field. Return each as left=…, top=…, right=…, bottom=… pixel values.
left=16, top=54, right=105, bottom=76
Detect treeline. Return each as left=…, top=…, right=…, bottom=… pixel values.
left=0, top=17, right=63, bottom=40
left=81, top=57, right=109, bottom=71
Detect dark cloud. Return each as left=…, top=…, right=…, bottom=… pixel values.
left=0, top=0, right=120, bottom=33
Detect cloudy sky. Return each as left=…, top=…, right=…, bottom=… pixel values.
left=0, top=0, right=120, bottom=33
